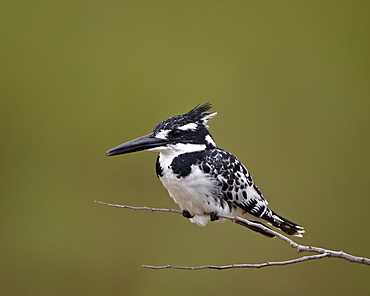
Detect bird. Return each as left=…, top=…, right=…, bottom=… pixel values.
left=106, top=103, right=304, bottom=238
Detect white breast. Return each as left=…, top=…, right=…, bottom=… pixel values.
left=157, top=150, right=218, bottom=226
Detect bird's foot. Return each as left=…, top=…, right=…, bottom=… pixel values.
left=210, top=211, right=219, bottom=221
left=182, top=210, right=194, bottom=219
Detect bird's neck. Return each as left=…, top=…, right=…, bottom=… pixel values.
left=159, top=143, right=207, bottom=158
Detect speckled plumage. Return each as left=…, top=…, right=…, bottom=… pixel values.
left=107, top=103, right=304, bottom=238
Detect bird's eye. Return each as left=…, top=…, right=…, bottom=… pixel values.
left=171, top=130, right=183, bottom=137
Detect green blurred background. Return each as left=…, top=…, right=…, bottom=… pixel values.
left=1, top=1, right=369, bottom=295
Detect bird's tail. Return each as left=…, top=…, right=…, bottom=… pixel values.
left=268, top=211, right=305, bottom=237
left=235, top=210, right=304, bottom=238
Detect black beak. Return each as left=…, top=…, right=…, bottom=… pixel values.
left=106, top=134, right=168, bottom=156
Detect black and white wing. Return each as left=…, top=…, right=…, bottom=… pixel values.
left=201, top=148, right=270, bottom=217
left=201, top=148, right=304, bottom=237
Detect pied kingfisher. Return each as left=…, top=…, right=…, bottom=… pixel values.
left=106, top=103, right=304, bottom=238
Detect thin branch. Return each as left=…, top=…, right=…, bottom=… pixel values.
left=216, top=214, right=370, bottom=265
left=94, top=201, right=182, bottom=214
left=95, top=201, right=370, bottom=269
left=142, top=253, right=330, bottom=270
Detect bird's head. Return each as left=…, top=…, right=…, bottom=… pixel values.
left=106, top=103, right=217, bottom=156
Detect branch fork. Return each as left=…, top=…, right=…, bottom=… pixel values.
left=95, top=201, right=370, bottom=269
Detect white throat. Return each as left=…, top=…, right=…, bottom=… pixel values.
left=147, top=143, right=206, bottom=157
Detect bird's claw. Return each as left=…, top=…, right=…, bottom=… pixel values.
left=182, top=210, right=194, bottom=219
left=210, top=211, right=219, bottom=221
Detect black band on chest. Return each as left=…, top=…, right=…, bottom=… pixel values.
left=170, top=151, right=205, bottom=178
left=155, top=155, right=164, bottom=177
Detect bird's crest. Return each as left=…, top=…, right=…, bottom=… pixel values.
left=186, top=103, right=217, bottom=126
left=153, top=103, right=217, bottom=133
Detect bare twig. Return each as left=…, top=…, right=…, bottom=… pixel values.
left=95, top=201, right=370, bottom=269
left=142, top=253, right=330, bottom=270
left=94, top=201, right=182, bottom=214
